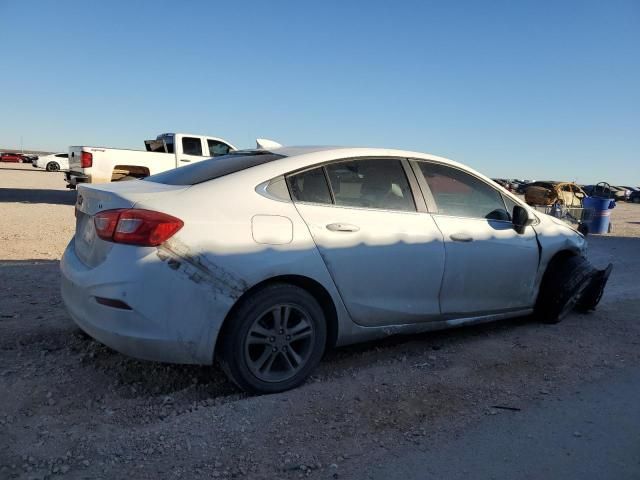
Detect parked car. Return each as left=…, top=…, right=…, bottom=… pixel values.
left=1, top=152, right=27, bottom=163
left=61, top=146, right=612, bottom=394
left=630, top=190, right=640, bottom=203
left=33, top=153, right=70, bottom=172
left=65, top=133, right=237, bottom=189
left=582, top=184, right=627, bottom=201
left=515, top=182, right=531, bottom=194
left=524, top=181, right=586, bottom=207
left=614, top=186, right=633, bottom=201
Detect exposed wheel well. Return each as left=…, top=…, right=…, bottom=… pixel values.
left=215, top=275, right=339, bottom=359
left=537, top=249, right=580, bottom=300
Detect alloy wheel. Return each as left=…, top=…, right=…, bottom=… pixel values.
left=244, top=304, right=315, bottom=383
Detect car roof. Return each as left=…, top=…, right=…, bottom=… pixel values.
left=247, top=145, right=510, bottom=189
left=263, top=145, right=466, bottom=167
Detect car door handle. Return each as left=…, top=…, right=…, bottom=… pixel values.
left=326, top=223, right=360, bottom=232
left=180, top=159, right=191, bottom=163
left=450, top=233, right=473, bottom=242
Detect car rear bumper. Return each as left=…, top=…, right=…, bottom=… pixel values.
left=60, top=239, right=228, bottom=365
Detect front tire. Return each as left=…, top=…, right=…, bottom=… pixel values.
left=46, top=161, right=60, bottom=172
left=219, top=284, right=327, bottom=394
left=535, top=256, right=595, bottom=324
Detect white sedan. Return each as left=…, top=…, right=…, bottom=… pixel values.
left=60, top=146, right=611, bottom=393
left=34, top=153, right=70, bottom=172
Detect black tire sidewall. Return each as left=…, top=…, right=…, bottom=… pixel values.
left=47, top=162, right=59, bottom=172
left=220, top=284, right=327, bottom=394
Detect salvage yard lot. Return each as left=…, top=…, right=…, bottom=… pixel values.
left=2, top=163, right=640, bottom=479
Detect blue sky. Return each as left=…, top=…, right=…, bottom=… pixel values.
left=1, top=0, right=638, bottom=185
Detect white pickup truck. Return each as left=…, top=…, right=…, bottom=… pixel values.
left=65, top=133, right=237, bottom=189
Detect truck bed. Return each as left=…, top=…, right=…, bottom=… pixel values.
left=67, top=146, right=176, bottom=186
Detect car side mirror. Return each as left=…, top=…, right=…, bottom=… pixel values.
left=512, top=205, right=533, bottom=234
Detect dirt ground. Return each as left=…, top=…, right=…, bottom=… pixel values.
left=1, top=163, right=639, bottom=479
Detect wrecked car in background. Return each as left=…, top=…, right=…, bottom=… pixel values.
left=524, top=181, right=586, bottom=207
left=60, top=146, right=612, bottom=394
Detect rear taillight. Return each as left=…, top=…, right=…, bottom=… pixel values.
left=94, top=209, right=183, bottom=246
left=81, top=151, right=93, bottom=168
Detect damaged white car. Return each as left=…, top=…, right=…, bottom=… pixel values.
left=60, top=146, right=612, bottom=393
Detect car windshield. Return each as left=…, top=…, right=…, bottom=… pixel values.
left=144, top=151, right=285, bottom=185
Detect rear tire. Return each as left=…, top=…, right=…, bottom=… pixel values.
left=218, top=284, right=327, bottom=394
left=535, top=256, right=595, bottom=324
left=46, top=161, right=60, bottom=172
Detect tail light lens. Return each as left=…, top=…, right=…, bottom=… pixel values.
left=94, top=209, right=183, bottom=246
left=81, top=151, right=93, bottom=168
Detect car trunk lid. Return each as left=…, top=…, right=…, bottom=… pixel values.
left=74, top=181, right=189, bottom=268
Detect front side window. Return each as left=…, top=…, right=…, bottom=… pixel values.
left=207, top=140, right=231, bottom=157
left=502, top=194, right=518, bottom=220
left=287, top=168, right=332, bottom=204
left=418, top=162, right=509, bottom=220
left=325, top=159, right=415, bottom=212
left=181, top=137, right=203, bottom=156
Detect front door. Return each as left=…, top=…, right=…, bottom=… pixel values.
left=287, top=158, right=445, bottom=327
left=413, top=160, right=540, bottom=316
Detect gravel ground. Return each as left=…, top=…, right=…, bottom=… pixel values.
left=1, top=163, right=639, bottom=479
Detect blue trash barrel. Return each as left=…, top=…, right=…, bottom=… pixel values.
left=583, top=196, right=615, bottom=234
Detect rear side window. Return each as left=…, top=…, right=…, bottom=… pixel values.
left=418, top=162, right=509, bottom=220
left=182, top=137, right=203, bottom=156
left=287, top=168, right=332, bottom=204
left=287, top=158, right=416, bottom=212
left=207, top=140, right=232, bottom=157
left=325, top=159, right=415, bottom=212
left=145, top=152, right=284, bottom=185
left=55, top=153, right=68, bottom=158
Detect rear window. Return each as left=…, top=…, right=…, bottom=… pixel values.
left=145, top=151, right=285, bottom=185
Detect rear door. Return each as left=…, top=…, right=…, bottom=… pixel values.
left=412, top=160, right=539, bottom=315
left=288, top=158, right=445, bottom=327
